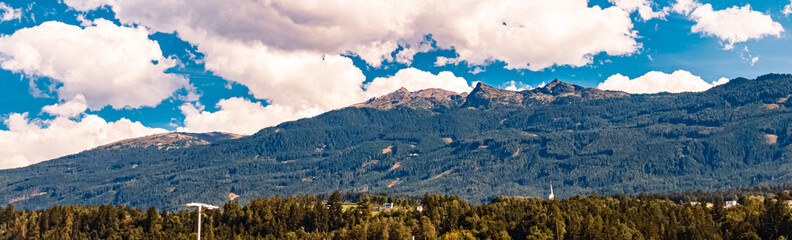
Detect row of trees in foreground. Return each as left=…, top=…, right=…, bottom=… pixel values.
left=2, top=190, right=792, bottom=239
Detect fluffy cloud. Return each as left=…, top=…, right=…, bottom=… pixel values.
left=178, top=98, right=320, bottom=135
left=0, top=113, right=166, bottom=169
left=363, top=68, right=473, bottom=98
left=62, top=0, right=108, bottom=12
left=672, top=0, right=700, bottom=15
left=103, top=0, right=419, bottom=68
left=784, top=1, right=792, bottom=15
left=598, top=70, right=729, bottom=94
left=67, top=0, right=640, bottom=71
left=179, top=68, right=472, bottom=135
left=195, top=35, right=369, bottom=112
left=503, top=81, right=533, bottom=91
left=419, top=1, right=639, bottom=70
left=42, top=94, right=88, bottom=118
left=608, top=0, right=668, bottom=20
left=0, top=19, right=188, bottom=109
left=0, top=2, right=21, bottom=22
left=673, top=1, right=784, bottom=50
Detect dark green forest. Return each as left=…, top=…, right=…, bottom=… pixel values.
left=4, top=189, right=792, bottom=240
left=3, top=74, right=792, bottom=210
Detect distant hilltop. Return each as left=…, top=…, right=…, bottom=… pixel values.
left=97, top=132, right=244, bottom=151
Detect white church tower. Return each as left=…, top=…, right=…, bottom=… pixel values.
left=548, top=183, right=555, bottom=200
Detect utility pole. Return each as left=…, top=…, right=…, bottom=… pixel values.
left=185, top=202, right=219, bottom=240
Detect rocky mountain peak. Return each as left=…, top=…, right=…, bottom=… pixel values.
left=354, top=88, right=466, bottom=110
left=461, top=82, right=524, bottom=108
left=539, top=79, right=577, bottom=95
left=392, top=87, right=410, bottom=95
left=97, top=132, right=244, bottom=151
left=522, top=79, right=628, bottom=103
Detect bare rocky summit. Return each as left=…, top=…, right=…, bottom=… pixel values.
left=461, top=79, right=629, bottom=108
left=354, top=88, right=467, bottom=110
left=522, top=79, right=629, bottom=104
left=98, top=132, right=244, bottom=150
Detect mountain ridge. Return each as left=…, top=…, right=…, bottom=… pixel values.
left=3, top=74, right=792, bottom=210
left=355, top=79, right=629, bottom=111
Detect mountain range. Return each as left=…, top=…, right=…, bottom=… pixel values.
left=2, top=74, right=792, bottom=210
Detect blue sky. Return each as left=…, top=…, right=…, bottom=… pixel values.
left=0, top=0, right=791, bottom=168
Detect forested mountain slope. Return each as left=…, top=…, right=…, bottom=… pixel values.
left=3, top=74, right=792, bottom=210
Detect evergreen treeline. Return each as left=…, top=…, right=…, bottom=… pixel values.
left=3, top=191, right=792, bottom=239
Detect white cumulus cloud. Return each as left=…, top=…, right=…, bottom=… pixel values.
left=0, top=19, right=189, bottom=109
left=178, top=98, right=321, bottom=135
left=65, top=0, right=641, bottom=71
left=42, top=94, right=88, bottom=118
left=0, top=113, right=167, bottom=169
left=421, top=1, right=640, bottom=70
left=609, top=0, right=668, bottom=20
left=62, top=0, right=108, bottom=12
left=673, top=0, right=784, bottom=50
left=672, top=0, right=700, bottom=15
left=503, top=81, right=533, bottom=91
left=598, top=70, right=729, bottom=94
left=784, top=1, right=792, bottom=15
left=363, top=68, right=473, bottom=98
left=0, top=2, right=21, bottom=22
left=194, top=35, right=369, bottom=112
